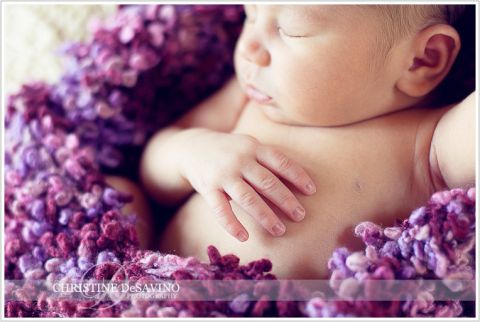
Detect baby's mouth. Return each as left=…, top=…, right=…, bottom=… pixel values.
left=245, top=84, right=273, bottom=104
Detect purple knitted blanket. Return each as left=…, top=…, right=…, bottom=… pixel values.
left=4, top=5, right=475, bottom=317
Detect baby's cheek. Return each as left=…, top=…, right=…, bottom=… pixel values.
left=232, top=41, right=243, bottom=74
left=276, top=76, right=322, bottom=120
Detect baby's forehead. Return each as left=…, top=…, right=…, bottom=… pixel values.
left=267, top=5, right=369, bottom=22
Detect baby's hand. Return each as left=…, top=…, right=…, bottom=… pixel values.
left=178, top=128, right=316, bottom=242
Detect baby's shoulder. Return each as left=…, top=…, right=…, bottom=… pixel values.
left=405, top=105, right=454, bottom=193
left=377, top=104, right=454, bottom=134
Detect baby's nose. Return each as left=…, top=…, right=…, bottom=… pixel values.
left=239, top=35, right=270, bottom=67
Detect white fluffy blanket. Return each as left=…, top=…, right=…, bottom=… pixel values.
left=4, top=4, right=115, bottom=95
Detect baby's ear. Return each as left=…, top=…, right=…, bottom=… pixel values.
left=396, top=24, right=460, bottom=98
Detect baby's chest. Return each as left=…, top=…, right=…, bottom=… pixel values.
left=232, top=104, right=435, bottom=213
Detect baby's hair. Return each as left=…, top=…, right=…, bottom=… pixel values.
left=374, top=5, right=475, bottom=106
left=376, top=5, right=464, bottom=48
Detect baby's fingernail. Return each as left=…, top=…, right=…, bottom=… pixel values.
left=306, top=182, right=316, bottom=194
left=238, top=231, right=248, bottom=242
left=272, top=223, right=286, bottom=236
left=293, top=207, right=305, bottom=221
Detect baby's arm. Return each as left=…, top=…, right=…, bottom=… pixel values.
left=429, top=92, right=476, bottom=189
left=140, top=77, right=247, bottom=205
left=140, top=76, right=316, bottom=241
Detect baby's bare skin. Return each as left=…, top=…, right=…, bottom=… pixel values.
left=158, top=100, right=450, bottom=278
left=136, top=5, right=474, bottom=279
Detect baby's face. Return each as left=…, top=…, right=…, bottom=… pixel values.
left=234, top=5, right=403, bottom=126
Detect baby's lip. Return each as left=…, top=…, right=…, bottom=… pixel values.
left=245, top=84, right=273, bottom=104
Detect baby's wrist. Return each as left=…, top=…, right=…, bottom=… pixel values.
left=173, top=127, right=211, bottom=179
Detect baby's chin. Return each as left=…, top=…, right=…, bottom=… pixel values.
left=257, top=103, right=318, bottom=127
left=250, top=101, right=296, bottom=125
left=261, top=104, right=382, bottom=128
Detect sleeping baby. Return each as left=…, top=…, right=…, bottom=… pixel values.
left=106, top=5, right=475, bottom=278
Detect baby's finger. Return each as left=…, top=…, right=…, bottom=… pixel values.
left=203, top=190, right=249, bottom=242
left=225, top=181, right=286, bottom=237
left=256, top=146, right=316, bottom=195
left=242, top=164, right=306, bottom=222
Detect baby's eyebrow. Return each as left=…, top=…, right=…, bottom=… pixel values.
left=279, top=5, right=333, bottom=25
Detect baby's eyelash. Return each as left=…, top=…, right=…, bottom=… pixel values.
left=277, top=26, right=306, bottom=39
